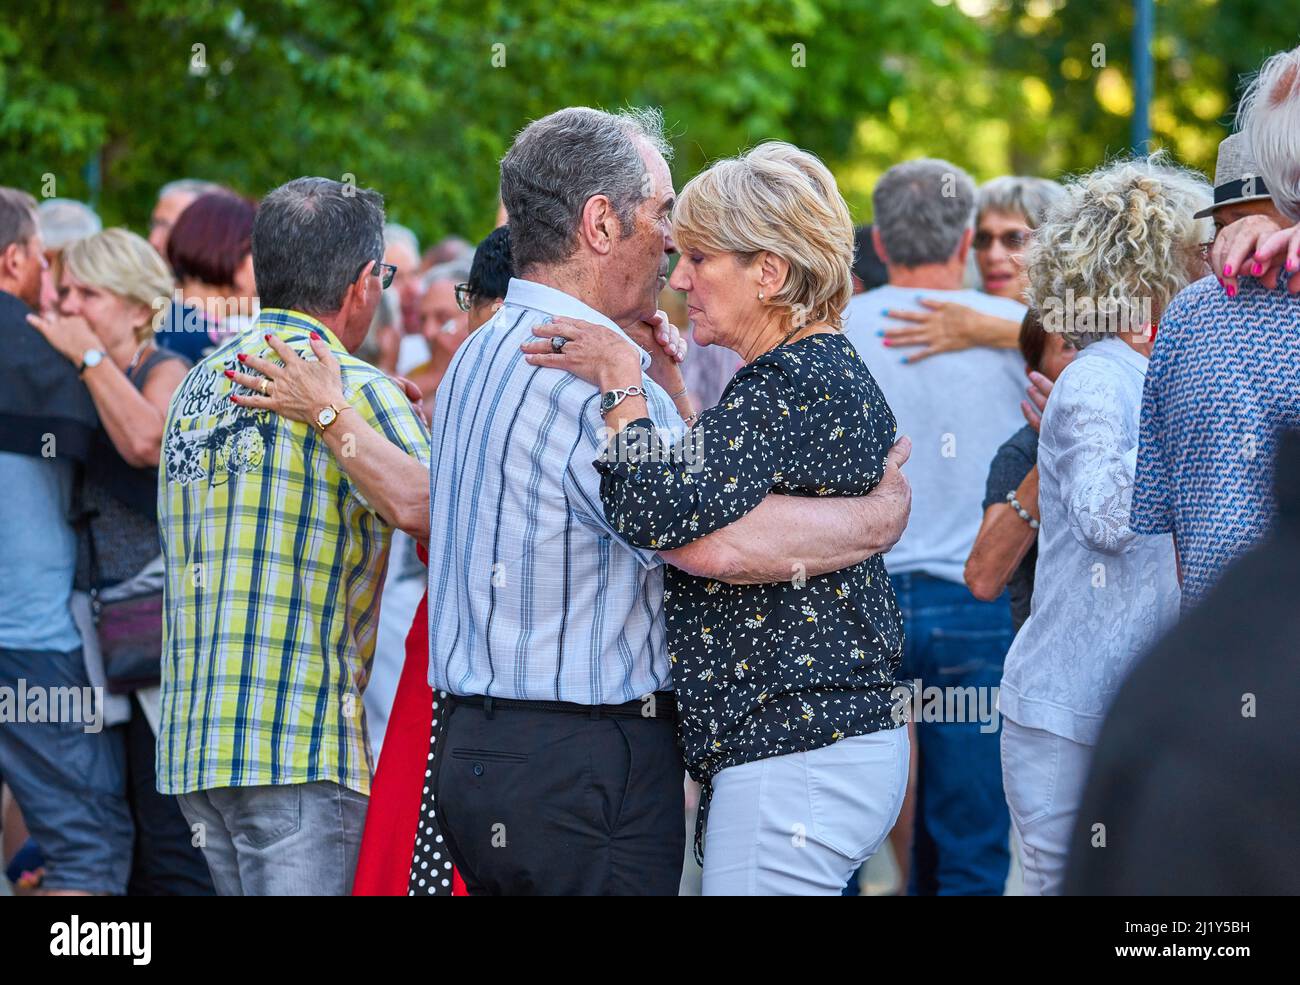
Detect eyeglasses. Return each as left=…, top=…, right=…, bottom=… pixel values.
left=454, top=282, right=474, bottom=312
left=356, top=260, right=397, bottom=290
left=974, top=229, right=1030, bottom=252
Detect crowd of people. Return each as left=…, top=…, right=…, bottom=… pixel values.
left=1, top=42, right=1298, bottom=897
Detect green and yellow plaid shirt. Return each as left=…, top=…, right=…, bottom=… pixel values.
left=156, top=308, right=431, bottom=796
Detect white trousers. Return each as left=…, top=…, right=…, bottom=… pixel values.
left=1000, top=716, right=1094, bottom=895
left=701, top=727, right=909, bottom=896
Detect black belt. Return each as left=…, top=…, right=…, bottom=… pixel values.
left=448, top=690, right=676, bottom=721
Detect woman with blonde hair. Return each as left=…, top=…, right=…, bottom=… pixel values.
left=998, top=155, right=1211, bottom=895
left=28, top=227, right=188, bottom=467
left=524, top=141, right=912, bottom=894
left=27, top=227, right=213, bottom=894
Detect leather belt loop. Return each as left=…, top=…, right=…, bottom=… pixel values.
left=483, top=695, right=495, bottom=720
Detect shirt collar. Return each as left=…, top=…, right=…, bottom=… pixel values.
left=503, top=278, right=650, bottom=371
left=1091, top=336, right=1150, bottom=376
left=255, top=308, right=348, bottom=353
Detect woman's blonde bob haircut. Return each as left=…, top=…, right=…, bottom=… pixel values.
left=61, top=228, right=175, bottom=342
left=672, top=141, right=854, bottom=330
left=1025, top=153, right=1211, bottom=348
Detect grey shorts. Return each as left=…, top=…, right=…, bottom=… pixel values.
left=0, top=646, right=133, bottom=893
left=177, top=780, right=368, bottom=895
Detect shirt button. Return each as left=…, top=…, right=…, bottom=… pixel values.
left=473, top=762, right=484, bottom=776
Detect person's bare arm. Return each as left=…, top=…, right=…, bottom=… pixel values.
left=882, top=302, right=1020, bottom=363
left=965, top=466, right=1039, bottom=601
left=317, top=405, right=430, bottom=543
left=661, top=437, right=912, bottom=585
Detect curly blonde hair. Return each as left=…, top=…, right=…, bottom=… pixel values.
left=1026, top=154, right=1211, bottom=348
left=672, top=141, right=854, bottom=330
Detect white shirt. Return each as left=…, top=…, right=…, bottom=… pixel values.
left=426, top=278, right=683, bottom=704
left=844, top=285, right=1028, bottom=583
left=999, top=339, right=1181, bottom=745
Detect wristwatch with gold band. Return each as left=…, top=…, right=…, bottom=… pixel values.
left=315, top=402, right=349, bottom=432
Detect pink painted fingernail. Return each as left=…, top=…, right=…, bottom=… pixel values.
left=1226, top=284, right=1237, bottom=298
left=1251, top=262, right=1263, bottom=276
left=264, top=334, right=272, bottom=343
left=224, top=369, right=235, bottom=378
left=1288, top=258, right=1298, bottom=272
left=882, top=339, right=891, bottom=347
left=229, top=394, right=238, bottom=402
left=310, top=331, right=321, bottom=340
left=237, top=353, right=247, bottom=363
left=1223, top=264, right=1233, bottom=277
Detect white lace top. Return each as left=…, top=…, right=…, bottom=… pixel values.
left=999, top=339, right=1181, bottom=745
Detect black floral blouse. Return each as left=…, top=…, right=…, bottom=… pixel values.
left=595, top=331, right=906, bottom=829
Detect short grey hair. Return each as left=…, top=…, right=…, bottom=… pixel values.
left=420, top=256, right=474, bottom=290
left=251, top=176, right=386, bottom=316
left=500, top=106, right=672, bottom=273
left=872, top=159, right=976, bottom=267
left=977, top=176, right=1065, bottom=230
left=37, top=198, right=102, bottom=251
left=384, top=222, right=421, bottom=259
left=157, top=178, right=220, bottom=202
left=0, top=186, right=38, bottom=252
left=1239, top=45, right=1300, bottom=222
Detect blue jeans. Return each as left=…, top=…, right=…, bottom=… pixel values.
left=0, top=646, right=133, bottom=894
left=858, top=572, right=1012, bottom=895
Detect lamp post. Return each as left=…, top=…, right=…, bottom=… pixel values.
left=1132, top=0, right=1153, bottom=153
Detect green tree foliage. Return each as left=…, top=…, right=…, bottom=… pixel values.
left=0, top=0, right=981, bottom=240
left=0, top=0, right=1289, bottom=243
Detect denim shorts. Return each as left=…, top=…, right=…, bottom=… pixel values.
left=0, top=646, right=133, bottom=893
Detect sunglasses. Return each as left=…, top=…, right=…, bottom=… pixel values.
left=973, top=230, right=1030, bottom=252
left=356, top=260, right=397, bottom=290
left=454, top=283, right=474, bottom=312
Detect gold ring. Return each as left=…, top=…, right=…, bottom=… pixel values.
left=259, top=378, right=271, bottom=395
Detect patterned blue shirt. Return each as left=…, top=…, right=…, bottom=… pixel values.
left=426, top=278, right=682, bottom=704
left=1132, top=275, right=1300, bottom=606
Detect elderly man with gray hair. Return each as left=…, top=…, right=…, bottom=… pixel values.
left=393, top=107, right=911, bottom=895
left=878, top=174, right=1063, bottom=362
left=844, top=158, right=1028, bottom=896
left=1133, top=55, right=1300, bottom=610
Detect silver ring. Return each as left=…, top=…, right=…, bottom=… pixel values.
left=550, top=335, right=568, bottom=353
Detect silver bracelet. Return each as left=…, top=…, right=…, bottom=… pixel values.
left=668, top=385, right=689, bottom=400
left=1005, top=491, right=1040, bottom=530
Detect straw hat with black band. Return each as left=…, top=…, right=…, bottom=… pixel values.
left=1194, top=132, right=1274, bottom=219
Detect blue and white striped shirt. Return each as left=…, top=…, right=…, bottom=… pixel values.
left=426, top=278, right=682, bottom=704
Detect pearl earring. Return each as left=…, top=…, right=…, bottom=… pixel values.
left=757, top=290, right=765, bottom=301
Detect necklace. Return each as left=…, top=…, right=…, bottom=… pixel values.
left=773, top=316, right=832, bottom=352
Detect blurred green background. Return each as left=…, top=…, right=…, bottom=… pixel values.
left=0, top=0, right=1288, bottom=245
